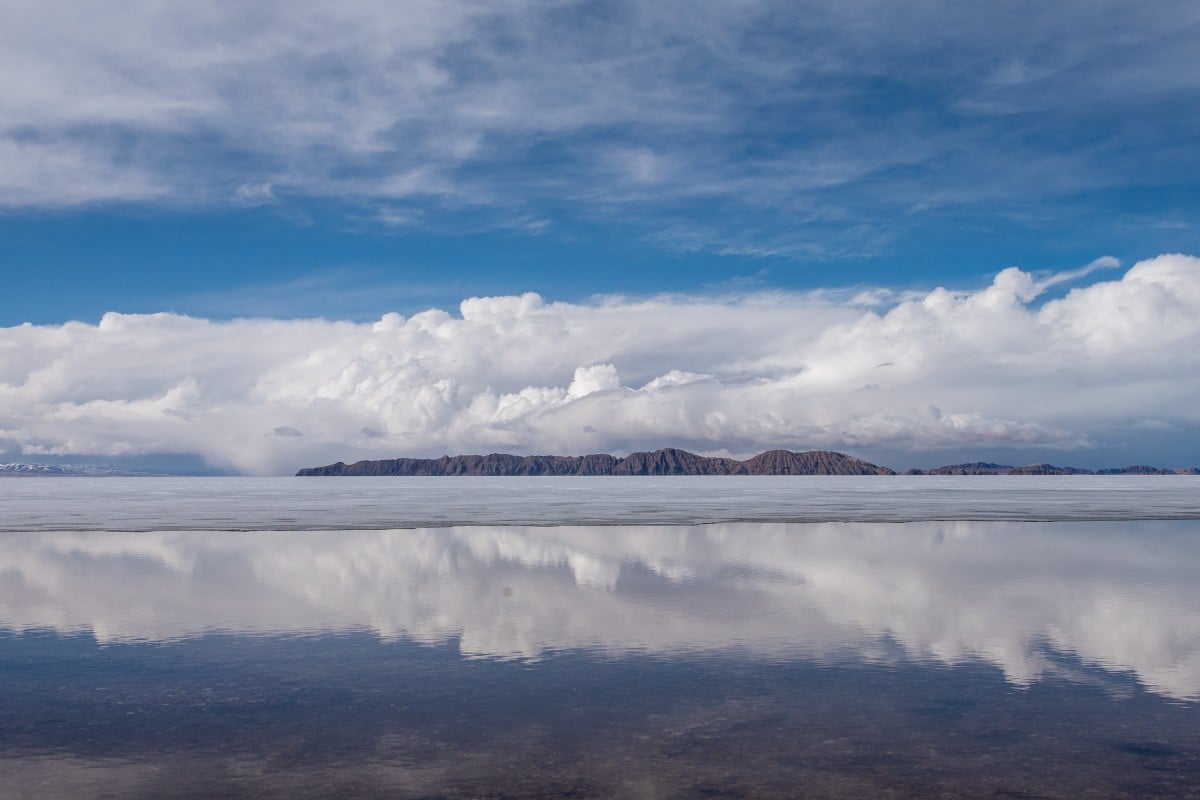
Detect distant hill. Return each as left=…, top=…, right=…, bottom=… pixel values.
left=298, top=449, right=1200, bottom=477
left=907, top=463, right=1200, bottom=476
left=0, top=463, right=151, bottom=477
left=297, top=448, right=897, bottom=476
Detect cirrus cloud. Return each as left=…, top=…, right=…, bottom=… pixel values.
left=2, top=1, right=1199, bottom=257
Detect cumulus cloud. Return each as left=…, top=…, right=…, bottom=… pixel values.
left=2, top=255, right=1200, bottom=474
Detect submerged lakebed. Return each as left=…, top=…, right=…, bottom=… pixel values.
left=1, top=477, right=1199, bottom=797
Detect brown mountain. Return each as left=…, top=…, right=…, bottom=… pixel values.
left=297, top=448, right=895, bottom=476
left=742, top=449, right=893, bottom=476
left=609, top=448, right=747, bottom=475
left=904, top=462, right=1011, bottom=475
left=1094, top=465, right=1192, bottom=475
left=304, top=453, right=621, bottom=477
left=298, top=451, right=1197, bottom=477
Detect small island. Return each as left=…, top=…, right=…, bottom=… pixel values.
left=298, top=448, right=893, bottom=476
left=297, top=448, right=1200, bottom=477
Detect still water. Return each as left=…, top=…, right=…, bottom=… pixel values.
left=2, top=478, right=1199, bottom=797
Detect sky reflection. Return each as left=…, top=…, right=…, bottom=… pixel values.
left=2, top=521, right=1197, bottom=700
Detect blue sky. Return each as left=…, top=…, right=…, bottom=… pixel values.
left=3, top=1, right=1200, bottom=471
left=4, top=0, right=1199, bottom=322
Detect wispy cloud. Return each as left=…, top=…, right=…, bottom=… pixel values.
left=2, top=1, right=1198, bottom=255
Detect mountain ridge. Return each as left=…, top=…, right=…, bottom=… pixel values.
left=296, top=448, right=896, bottom=476
left=297, top=450, right=1200, bottom=477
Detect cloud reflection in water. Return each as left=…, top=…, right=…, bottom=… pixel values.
left=1, top=521, right=1197, bottom=700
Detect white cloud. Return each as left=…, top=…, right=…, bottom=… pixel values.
left=1, top=0, right=1197, bottom=256
left=233, top=181, right=275, bottom=205
left=2, top=255, right=1200, bottom=474
left=0, top=137, right=167, bottom=205
left=566, top=364, right=620, bottom=400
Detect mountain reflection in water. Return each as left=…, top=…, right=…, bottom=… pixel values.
left=3, top=520, right=1197, bottom=701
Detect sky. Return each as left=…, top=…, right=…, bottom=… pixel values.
left=3, top=0, right=1200, bottom=473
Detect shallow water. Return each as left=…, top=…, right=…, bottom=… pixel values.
left=1, top=474, right=1199, bottom=530
left=2, top=481, right=1199, bottom=797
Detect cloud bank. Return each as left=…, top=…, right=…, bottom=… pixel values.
left=2, top=254, right=1200, bottom=474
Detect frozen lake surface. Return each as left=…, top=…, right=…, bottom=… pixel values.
left=1, top=474, right=1198, bottom=530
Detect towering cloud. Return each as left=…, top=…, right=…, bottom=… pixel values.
left=2, top=255, right=1199, bottom=474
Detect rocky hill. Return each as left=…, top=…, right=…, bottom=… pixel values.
left=741, top=449, right=890, bottom=475
left=297, top=448, right=896, bottom=476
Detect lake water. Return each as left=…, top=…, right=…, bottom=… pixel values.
left=2, top=477, right=1199, bottom=797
